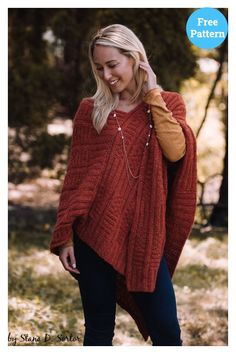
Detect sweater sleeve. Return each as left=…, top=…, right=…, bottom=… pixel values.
left=143, top=88, right=186, bottom=162
left=58, top=238, right=74, bottom=251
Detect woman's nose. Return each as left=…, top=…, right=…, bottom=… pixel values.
left=103, top=68, right=112, bottom=81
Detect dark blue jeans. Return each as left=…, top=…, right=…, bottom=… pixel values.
left=70, top=232, right=182, bottom=346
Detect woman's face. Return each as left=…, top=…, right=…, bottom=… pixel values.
left=93, top=45, right=136, bottom=96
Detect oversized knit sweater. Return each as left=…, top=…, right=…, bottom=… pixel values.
left=57, top=89, right=187, bottom=249
left=49, top=90, right=197, bottom=341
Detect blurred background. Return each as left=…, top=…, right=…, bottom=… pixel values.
left=8, top=8, right=228, bottom=346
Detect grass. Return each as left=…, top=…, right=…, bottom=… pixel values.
left=173, top=264, right=227, bottom=290
left=8, top=226, right=228, bottom=346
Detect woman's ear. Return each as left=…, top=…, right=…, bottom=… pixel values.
left=132, top=58, right=140, bottom=74
left=128, top=55, right=135, bottom=68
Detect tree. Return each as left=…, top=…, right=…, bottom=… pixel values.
left=9, top=8, right=197, bottom=126
left=8, top=9, right=55, bottom=128
left=8, top=8, right=197, bottom=182
left=194, top=8, right=228, bottom=227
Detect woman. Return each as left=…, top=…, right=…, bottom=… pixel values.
left=49, top=24, right=197, bottom=346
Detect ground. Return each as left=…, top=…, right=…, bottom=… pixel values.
left=8, top=178, right=228, bottom=346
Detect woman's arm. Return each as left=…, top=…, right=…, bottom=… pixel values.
left=143, top=88, right=186, bottom=162
left=58, top=238, right=73, bottom=249
left=139, top=61, right=186, bottom=162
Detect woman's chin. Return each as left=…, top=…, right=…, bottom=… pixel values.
left=110, top=82, right=122, bottom=92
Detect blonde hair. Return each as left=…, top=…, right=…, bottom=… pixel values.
left=88, top=24, right=151, bottom=134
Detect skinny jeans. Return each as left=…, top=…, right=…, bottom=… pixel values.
left=70, top=231, right=182, bottom=346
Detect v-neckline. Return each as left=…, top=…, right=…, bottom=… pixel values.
left=115, top=101, right=146, bottom=115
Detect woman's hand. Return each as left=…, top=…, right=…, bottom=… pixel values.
left=59, top=245, right=80, bottom=274
left=139, top=61, right=158, bottom=94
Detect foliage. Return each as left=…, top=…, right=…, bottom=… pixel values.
left=8, top=8, right=197, bottom=127
left=8, top=8, right=198, bottom=183
left=9, top=128, right=70, bottom=183
left=30, top=132, right=69, bottom=169
left=9, top=9, right=56, bottom=128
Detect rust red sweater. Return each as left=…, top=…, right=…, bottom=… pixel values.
left=49, top=91, right=197, bottom=341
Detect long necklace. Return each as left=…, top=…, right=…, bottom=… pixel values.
left=113, top=105, right=153, bottom=180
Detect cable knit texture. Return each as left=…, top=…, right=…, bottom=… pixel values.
left=49, top=91, right=197, bottom=341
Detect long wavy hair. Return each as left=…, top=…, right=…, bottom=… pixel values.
left=88, top=24, right=157, bottom=134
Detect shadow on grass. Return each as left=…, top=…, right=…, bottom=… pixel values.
left=9, top=229, right=51, bottom=253
left=190, top=226, right=228, bottom=242
left=173, top=264, right=227, bottom=290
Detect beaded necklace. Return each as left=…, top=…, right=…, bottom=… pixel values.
left=112, top=105, right=153, bottom=180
